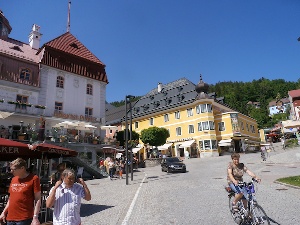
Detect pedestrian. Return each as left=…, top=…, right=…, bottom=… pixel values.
left=281, top=137, right=286, bottom=150
left=108, top=158, right=115, bottom=180
left=0, top=158, right=41, bottom=225
left=261, top=146, right=266, bottom=161
left=46, top=168, right=91, bottom=225
left=50, top=162, right=66, bottom=185
left=119, top=160, right=124, bottom=179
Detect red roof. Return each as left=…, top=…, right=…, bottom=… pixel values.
left=288, top=89, right=300, bottom=98
left=42, top=32, right=105, bottom=65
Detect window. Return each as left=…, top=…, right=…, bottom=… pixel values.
left=149, top=118, right=154, bottom=125
left=164, top=114, right=169, bottom=122
left=86, top=84, right=93, bottom=95
left=16, top=95, right=28, bottom=109
left=109, top=129, right=113, bottom=134
left=202, top=121, right=209, bottom=130
left=85, top=107, right=93, bottom=116
left=204, top=140, right=211, bottom=150
left=187, top=108, right=193, bottom=117
left=19, top=68, right=31, bottom=80
left=135, top=122, right=139, bottom=129
left=56, top=76, right=64, bottom=88
left=175, top=111, right=180, bottom=119
left=199, top=140, right=217, bottom=150
left=55, top=102, right=63, bottom=112
left=200, top=104, right=207, bottom=113
left=199, top=141, right=203, bottom=150
left=207, top=104, right=212, bottom=112
left=241, top=122, right=244, bottom=130
left=196, top=105, right=201, bottom=114
left=209, top=121, right=215, bottom=130
left=176, top=127, right=182, bottom=136
left=218, top=122, right=225, bottom=131
left=246, top=123, right=249, bottom=132
left=188, top=125, right=194, bottom=134
left=198, top=122, right=202, bottom=131
left=211, top=140, right=217, bottom=149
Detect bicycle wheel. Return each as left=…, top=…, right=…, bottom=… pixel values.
left=228, top=194, right=242, bottom=224
left=251, top=204, right=270, bottom=225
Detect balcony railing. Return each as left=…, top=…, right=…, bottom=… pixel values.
left=0, top=73, right=40, bottom=87
left=0, top=103, right=46, bottom=116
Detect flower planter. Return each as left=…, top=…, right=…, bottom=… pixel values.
left=18, top=134, right=26, bottom=140
left=93, top=140, right=98, bottom=144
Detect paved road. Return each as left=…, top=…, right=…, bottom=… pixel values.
left=81, top=146, right=300, bottom=225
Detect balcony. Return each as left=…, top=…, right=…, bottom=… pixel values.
left=0, top=102, right=46, bottom=116
left=0, top=72, right=40, bottom=87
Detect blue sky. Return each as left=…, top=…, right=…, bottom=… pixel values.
left=2, top=1, right=300, bottom=103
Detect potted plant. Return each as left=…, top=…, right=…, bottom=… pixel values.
left=34, top=105, right=46, bottom=109
left=7, top=100, right=16, bottom=104
left=18, top=133, right=26, bottom=140
left=0, top=99, right=4, bottom=103
left=92, top=137, right=98, bottom=144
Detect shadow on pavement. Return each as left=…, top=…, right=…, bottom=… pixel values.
left=81, top=204, right=114, bottom=217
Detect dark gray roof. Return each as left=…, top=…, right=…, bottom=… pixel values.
left=131, top=78, right=198, bottom=119
left=105, top=77, right=229, bottom=124
left=105, top=105, right=126, bottom=125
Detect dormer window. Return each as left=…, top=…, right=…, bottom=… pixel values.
left=134, top=107, right=140, bottom=114
left=177, top=86, right=183, bottom=92
left=153, top=101, right=160, bottom=108
left=10, top=46, right=23, bottom=52
left=19, top=68, right=31, bottom=80
left=149, top=95, right=154, bottom=100
left=70, top=42, right=79, bottom=49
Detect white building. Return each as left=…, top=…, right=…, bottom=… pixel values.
left=0, top=10, right=108, bottom=142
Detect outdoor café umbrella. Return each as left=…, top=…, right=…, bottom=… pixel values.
left=0, top=138, right=41, bottom=161
left=0, top=111, right=14, bottom=119
left=283, top=120, right=300, bottom=129
left=30, top=142, right=78, bottom=158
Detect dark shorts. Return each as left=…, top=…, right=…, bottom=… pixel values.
left=7, top=219, right=32, bottom=225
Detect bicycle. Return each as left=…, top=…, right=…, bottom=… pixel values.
left=225, top=179, right=270, bottom=225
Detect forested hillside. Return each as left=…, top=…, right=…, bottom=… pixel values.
left=109, top=78, right=300, bottom=128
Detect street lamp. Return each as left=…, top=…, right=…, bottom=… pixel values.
left=125, top=95, right=135, bottom=185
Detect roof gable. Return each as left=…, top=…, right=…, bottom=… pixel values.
left=42, top=32, right=104, bottom=65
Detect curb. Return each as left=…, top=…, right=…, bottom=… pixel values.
left=273, top=180, right=300, bottom=189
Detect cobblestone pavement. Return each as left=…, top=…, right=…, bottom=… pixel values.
left=81, top=146, right=300, bottom=225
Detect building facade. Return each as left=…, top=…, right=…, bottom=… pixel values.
left=0, top=10, right=108, bottom=157
left=288, top=89, right=300, bottom=120
left=119, top=77, right=260, bottom=158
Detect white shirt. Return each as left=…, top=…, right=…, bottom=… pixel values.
left=49, top=182, right=85, bottom=225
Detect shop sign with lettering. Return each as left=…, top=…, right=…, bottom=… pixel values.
left=54, top=111, right=97, bottom=122
left=0, top=147, right=19, bottom=154
left=48, top=148, right=70, bottom=155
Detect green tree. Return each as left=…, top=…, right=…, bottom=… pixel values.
left=140, top=126, right=170, bottom=147
left=116, top=129, right=140, bottom=147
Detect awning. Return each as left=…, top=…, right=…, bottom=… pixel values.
left=30, top=142, right=78, bottom=158
left=282, top=120, right=300, bottom=129
left=157, top=143, right=173, bottom=151
left=179, top=140, right=195, bottom=148
left=218, top=139, right=232, bottom=147
left=0, top=111, right=14, bottom=119
left=132, top=144, right=143, bottom=154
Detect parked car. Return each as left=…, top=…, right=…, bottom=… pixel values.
left=161, top=157, right=186, bottom=173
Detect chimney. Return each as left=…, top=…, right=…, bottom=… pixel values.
left=28, top=24, right=42, bottom=49
left=158, top=82, right=163, bottom=93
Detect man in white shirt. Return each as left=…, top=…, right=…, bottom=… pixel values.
left=46, top=168, right=91, bottom=225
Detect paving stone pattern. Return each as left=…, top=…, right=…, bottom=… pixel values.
left=81, top=145, right=300, bottom=225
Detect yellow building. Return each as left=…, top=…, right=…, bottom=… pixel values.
left=120, top=77, right=260, bottom=158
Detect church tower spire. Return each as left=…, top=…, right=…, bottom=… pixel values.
left=67, top=0, right=71, bottom=32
